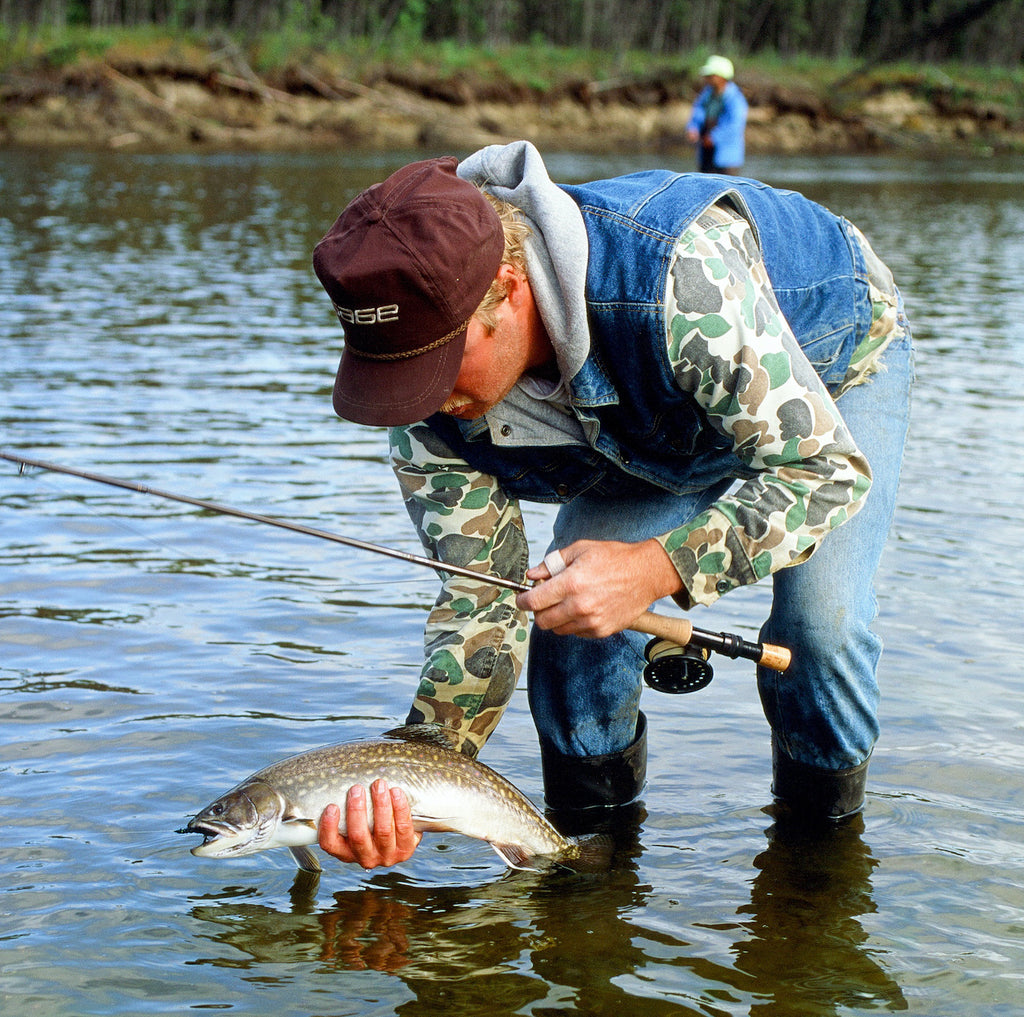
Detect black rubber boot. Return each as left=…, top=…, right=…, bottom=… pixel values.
left=771, top=739, right=869, bottom=822
left=540, top=712, right=648, bottom=813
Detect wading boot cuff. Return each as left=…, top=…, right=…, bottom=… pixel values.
left=540, top=712, right=648, bottom=813
left=771, top=740, right=869, bottom=822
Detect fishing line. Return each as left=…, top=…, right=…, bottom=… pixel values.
left=2, top=450, right=793, bottom=677
left=5, top=456, right=428, bottom=590
left=5, top=464, right=198, bottom=562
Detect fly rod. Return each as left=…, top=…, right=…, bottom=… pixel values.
left=1, top=450, right=791, bottom=673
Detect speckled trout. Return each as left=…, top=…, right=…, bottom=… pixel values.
left=182, top=725, right=594, bottom=873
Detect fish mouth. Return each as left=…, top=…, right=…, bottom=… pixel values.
left=178, top=819, right=244, bottom=856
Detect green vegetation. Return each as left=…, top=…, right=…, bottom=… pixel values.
left=2, top=7, right=1020, bottom=156
left=2, top=23, right=1021, bottom=121
left=3, top=0, right=1023, bottom=67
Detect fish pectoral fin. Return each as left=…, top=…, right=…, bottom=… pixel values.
left=489, top=842, right=548, bottom=872
left=282, top=810, right=318, bottom=828
left=289, top=845, right=322, bottom=873
left=281, top=815, right=318, bottom=835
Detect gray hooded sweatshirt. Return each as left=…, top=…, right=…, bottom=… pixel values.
left=456, top=141, right=594, bottom=448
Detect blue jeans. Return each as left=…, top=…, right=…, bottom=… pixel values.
left=527, top=326, right=914, bottom=771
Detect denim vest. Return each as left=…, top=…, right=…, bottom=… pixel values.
left=426, top=172, right=872, bottom=504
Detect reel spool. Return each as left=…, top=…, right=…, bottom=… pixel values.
left=643, top=637, right=714, bottom=694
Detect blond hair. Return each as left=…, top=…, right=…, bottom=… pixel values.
left=474, top=191, right=531, bottom=332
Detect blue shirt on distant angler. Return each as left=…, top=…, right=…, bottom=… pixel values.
left=686, top=55, right=749, bottom=173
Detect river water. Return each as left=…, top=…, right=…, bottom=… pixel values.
left=2, top=145, right=1023, bottom=1017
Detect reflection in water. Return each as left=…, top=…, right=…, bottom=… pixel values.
left=736, top=812, right=907, bottom=1015
left=190, top=871, right=661, bottom=1012
left=0, top=674, right=141, bottom=696
left=186, top=810, right=904, bottom=1014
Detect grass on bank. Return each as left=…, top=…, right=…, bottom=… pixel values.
left=2, top=24, right=1022, bottom=121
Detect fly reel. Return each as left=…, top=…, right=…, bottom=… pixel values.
left=643, top=637, right=714, bottom=694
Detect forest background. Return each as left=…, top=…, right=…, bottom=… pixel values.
left=2, top=0, right=1022, bottom=153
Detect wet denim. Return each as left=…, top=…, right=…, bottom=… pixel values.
left=527, top=321, right=914, bottom=771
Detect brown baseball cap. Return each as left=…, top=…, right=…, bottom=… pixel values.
left=313, top=157, right=504, bottom=426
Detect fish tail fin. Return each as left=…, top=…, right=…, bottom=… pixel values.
left=289, top=845, right=322, bottom=873
left=489, top=833, right=616, bottom=873
left=564, top=832, right=616, bottom=873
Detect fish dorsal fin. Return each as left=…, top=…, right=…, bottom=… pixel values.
left=382, top=723, right=460, bottom=751
left=489, top=842, right=547, bottom=872
left=289, top=845, right=322, bottom=873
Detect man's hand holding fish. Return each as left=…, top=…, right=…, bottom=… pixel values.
left=318, top=781, right=421, bottom=868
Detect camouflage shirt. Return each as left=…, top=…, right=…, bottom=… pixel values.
left=390, top=203, right=899, bottom=757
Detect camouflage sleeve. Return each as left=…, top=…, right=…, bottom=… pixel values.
left=657, top=206, right=873, bottom=608
left=388, top=422, right=531, bottom=758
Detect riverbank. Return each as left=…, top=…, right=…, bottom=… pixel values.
left=2, top=34, right=1022, bottom=156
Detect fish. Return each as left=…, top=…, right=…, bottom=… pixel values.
left=181, top=725, right=599, bottom=874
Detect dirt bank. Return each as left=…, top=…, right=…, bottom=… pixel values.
left=2, top=46, right=1021, bottom=156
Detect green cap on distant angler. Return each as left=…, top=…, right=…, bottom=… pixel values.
left=699, top=55, right=735, bottom=80
left=312, top=157, right=505, bottom=427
